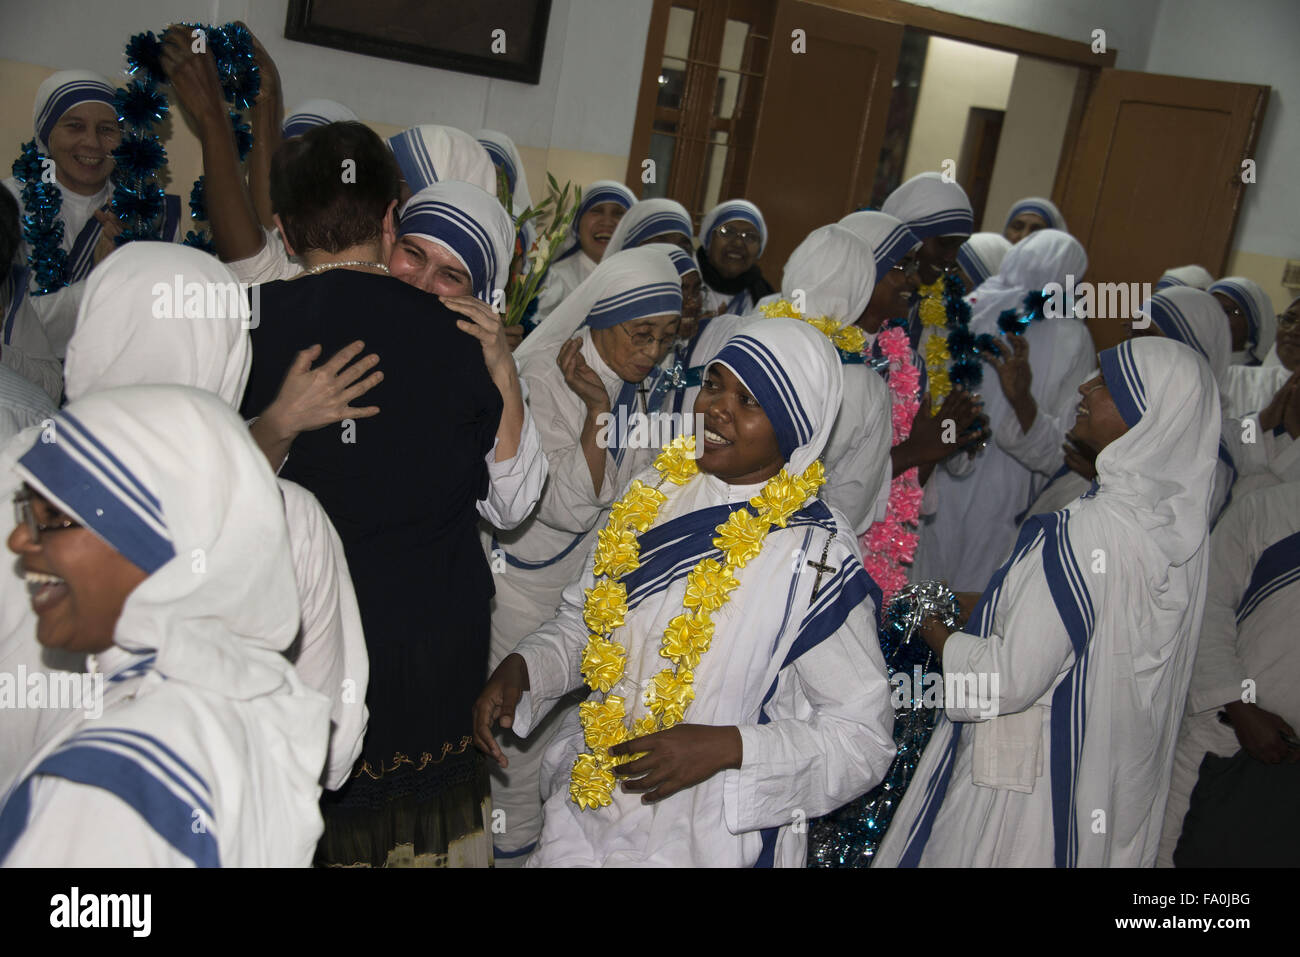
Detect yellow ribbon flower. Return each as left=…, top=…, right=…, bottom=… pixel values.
left=751, top=468, right=809, bottom=528
left=580, top=695, right=629, bottom=750
left=653, top=435, right=699, bottom=485
left=759, top=298, right=799, bottom=319
left=713, top=509, right=771, bottom=568
left=646, top=667, right=695, bottom=727
left=583, top=578, right=628, bottom=634
left=683, top=559, right=740, bottom=613
left=570, top=752, right=616, bottom=810
left=917, top=278, right=948, bottom=328
left=593, top=521, right=641, bottom=578
left=580, top=635, right=627, bottom=692
left=797, top=459, right=826, bottom=497
left=630, top=713, right=659, bottom=738
left=662, top=611, right=715, bottom=668
left=804, top=315, right=840, bottom=339
left=833, top=324, right=867, bottom=354
left=610, top=480, right=666, bottom=532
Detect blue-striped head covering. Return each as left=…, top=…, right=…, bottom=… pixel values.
left=555, top=179, right=637, bottom=262
left=838, top=210, right=920, bottom=276
left=881, top=172, right=974, bottom=241
left=386, top=125, right=497, bottom=196
left=708, top=318, right=842, bottom=474
left=578, top=180, right=636, bottom=221
left=1095, top=336, right=1219, bottom=564
left=514, top=246, right=682, bottom=362
left=699, top=200, right=767, bottom=256
left=19, top=405, right=176, bottom=574
left=1004, top=196, right=1067, bottom=234
left=956, top=232, right=1013, bottom=289
left=282, top=99, right=359, bottom=138
left=1155, top=265, right=1214, bottom=291
left=15, top=385, right=306, bottom=691
left=398, top=182, right=514, bottom=302
left=606, top=198, right=694, bottom=255
left=33, top=70, right=116, bottom=151
left=585, top=277, right=683, bottom=330
left=1208, top=276, right=1275, bottom=362
left=475, top=130, right=528, bottom=201
left=664, top=245, right=700, bottom=279
left=1139, top=287, right=1230, bottom=390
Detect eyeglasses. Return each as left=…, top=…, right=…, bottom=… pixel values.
left=13, top=488, right=80, bottom=544
left=1277, top=311, right=1299, bottom=330
left=892, top=258, right=920, bottom=277
left=619, top=324, right=679, bottom=351
left=715, top=224, right=761, bottom=247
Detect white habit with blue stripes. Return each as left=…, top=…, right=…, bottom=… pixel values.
left=1158, top=481, right=1300, bottom=865
left=510, top=466, right=895, bottom=867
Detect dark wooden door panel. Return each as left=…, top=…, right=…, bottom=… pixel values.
left=1057, top=69, right=1267, bottom=351
left=744, top=0, right=903, bottom=270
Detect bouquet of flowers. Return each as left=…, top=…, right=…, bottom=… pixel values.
left=496, top=169, right=581, bottom=326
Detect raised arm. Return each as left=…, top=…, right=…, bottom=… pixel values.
left=160, top=25, right=263, bottom=262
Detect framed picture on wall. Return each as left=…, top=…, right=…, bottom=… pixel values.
left=284, top=0, right=552, bottom=84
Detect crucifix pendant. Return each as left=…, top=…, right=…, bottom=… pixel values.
left=807, top=536, right=836, bottom=600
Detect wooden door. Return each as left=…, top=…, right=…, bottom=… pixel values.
left=1055, top=69, right=1268, bottom=351
left=743, top=0, right=903, bottom=271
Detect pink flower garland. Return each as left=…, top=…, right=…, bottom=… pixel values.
left=860, top=327, right=923, bottom=604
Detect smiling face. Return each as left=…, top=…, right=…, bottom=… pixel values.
left=1004, top=212, right=1048, bottom=245
left=706, top=219, right=760, bottom=279
left=8, top=486, right=148, bottom=654
left=1068, top=374, right=1130, bottom=455
left=388, top=234, right=474, bottom=297
left=916, top=234, right=967, bottom=284
left=579, top=201, right=627, bottom=262
left=860, top=252, right=920, bottom=332
left=590, top=313, right=680, bottom=383
left=46, top=101, right=120, bottom=196
left=1212, top=291, right=1250, bottom=352
left=693, top=363, right=785, bottom=484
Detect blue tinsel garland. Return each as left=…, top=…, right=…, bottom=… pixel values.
left=118, top=23, right=260, bottom=250
left=808, top=583, right=962, bottom=867
left=996, top=288, right=1053, bottom=336
left=941, top=269, right=984, bottom=391
left=12, top=24, right=258, bottom=298
left=13, top=24, right=260, bottom=292
left=12, top=140, right=68, bottom=295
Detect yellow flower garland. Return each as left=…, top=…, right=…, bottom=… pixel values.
left=916, top=277, right=951, bottom=412
left=571, top=434, right=826, bottom=810
left=759, top=299, right=867, bottom=356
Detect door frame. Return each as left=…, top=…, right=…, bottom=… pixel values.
left=627, top=0, right=1116, bottom=197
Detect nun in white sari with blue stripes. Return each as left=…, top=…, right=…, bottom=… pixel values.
left=1157, top=479, right=1300, bottom=866
left=4, top=71, right=184, bottom=357
left=0, top=386, right=330, bottom=866
left=754, top=224, right=893, bottom=536
left=1024, top=288, right=1237, bottom=528
left=876, top=338, right=1219, bottom=867
left=506, top=319, right=895, bottom=866
left=486, top=247, right=683, bottom=862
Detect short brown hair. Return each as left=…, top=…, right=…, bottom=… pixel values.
left=270, top=121, right=400, bottom=254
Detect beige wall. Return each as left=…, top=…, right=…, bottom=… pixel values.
left=1223, top=250, right=1297, bottom=318
left=982, top=56, right=1079, bottom=233
left=902, top=36, right=1016, bottom=180
left=1, top=59, right=624, bottom=235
